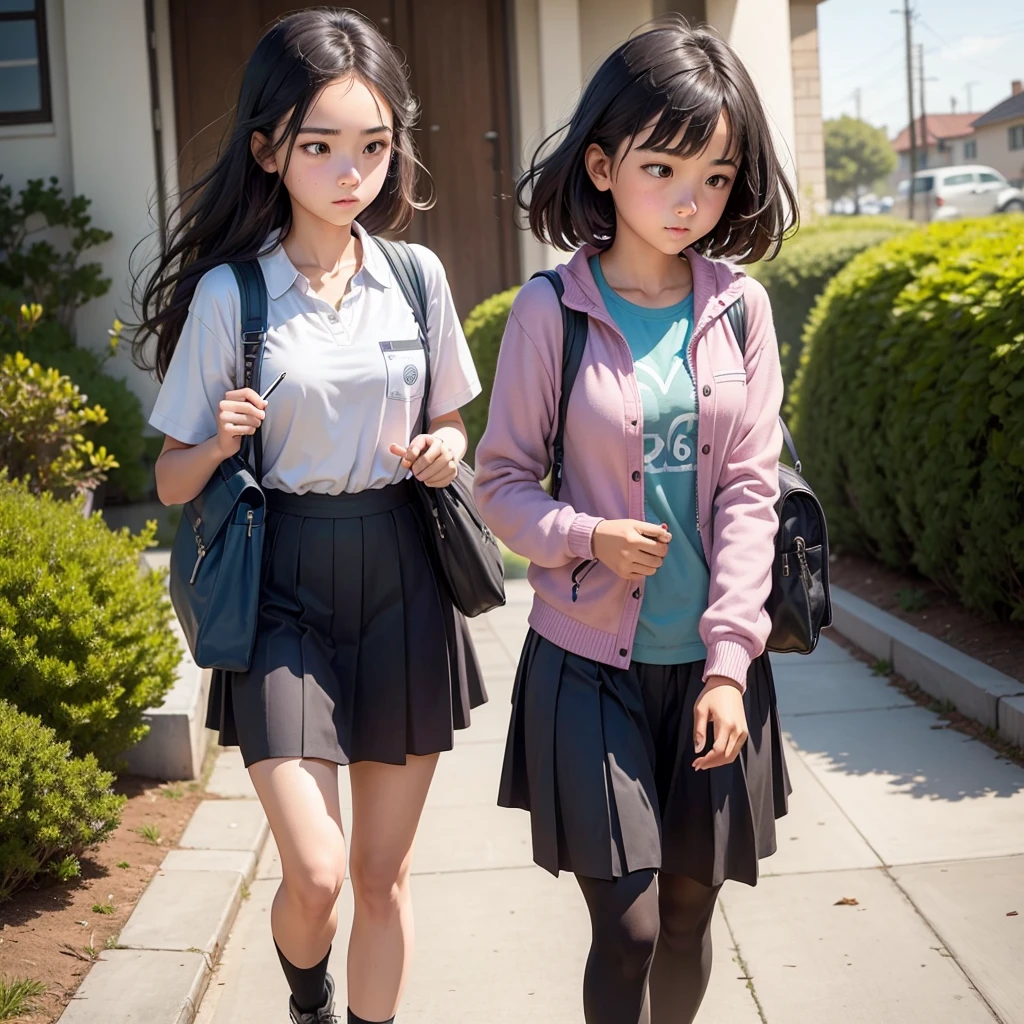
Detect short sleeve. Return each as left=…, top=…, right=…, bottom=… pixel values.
left=410, top=244, right=482, bottom=421
left=148, top=266, right=240, bottom=445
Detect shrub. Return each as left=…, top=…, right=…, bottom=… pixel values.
left=0, top=176, right=111, bottom=328
left=789, top=217, right=1024, bottom=621
left=0, top=477, right=180, bottom=769
left=0, top=349, right=117, bottom=499
left=0, top=699, right=125, bottom=902
left=462, top=286, right=519, bottom=462
left=749, top=217, right=910, bottom=389
left=0, top=300, right=149, bottom=501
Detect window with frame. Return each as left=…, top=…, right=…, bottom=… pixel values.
left=1010, top=125, right=1024, bottom=151
left=964, top=140, right=977, bottom=160
left=0, top=0, right=51, bottom=126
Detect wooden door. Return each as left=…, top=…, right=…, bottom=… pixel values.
left=169, top=0, right=519, bottom=316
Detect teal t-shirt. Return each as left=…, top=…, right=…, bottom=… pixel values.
left=591, top=256, right=709, bottom=665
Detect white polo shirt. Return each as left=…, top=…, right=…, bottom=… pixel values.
left=149, top=222, right=482, bottom=495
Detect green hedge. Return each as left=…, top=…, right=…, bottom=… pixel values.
left=462, top=287, right=520, bottom=463
left=0, top=477, right=180, bottom=770
left=0, top=699, right=125, bottom=902
left=749, top=218, right=910, bottom=389
left=0, top=302, right=149, bottom=501
left=789, top=216, right=1024, bottom=621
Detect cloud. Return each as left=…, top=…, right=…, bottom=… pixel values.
left=939, top=35, right=1007, bottom=62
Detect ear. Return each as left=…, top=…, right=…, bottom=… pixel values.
left=585, top=143, right=614, bottom=192
left=251, top=132, right=279, bottom=175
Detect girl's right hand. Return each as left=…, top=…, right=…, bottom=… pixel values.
left=592, top=520, right=671, bottom=580
left=216, top=388, right=267, bottom=457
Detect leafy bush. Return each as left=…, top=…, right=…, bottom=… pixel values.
left=0, top=349, right=117, bottom=499
left=0, top=176, right=111, bottom=328
left=789, top=217, right=1024, bottom=621
left=0, top=477, right=180, bottom=769
left=0, top=299, right=149, bottom=501
left=0, top=699, right=125, bottom=902
left=749, top=217, right=910, bottom=388
left=462, top=286, right=519, bottom=463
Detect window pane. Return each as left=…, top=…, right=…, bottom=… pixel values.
left=0, top=1, right=37, bottom=12
left=979, top=173, right=1001, bottom=183
left=943, top=174, right=974, bottom=186
left=912, top=177, right=935, bottom=193
left=0, top=19, right=41, bottom=113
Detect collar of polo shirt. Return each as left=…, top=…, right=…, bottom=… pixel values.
left=257, top=220, right=394, bottom=300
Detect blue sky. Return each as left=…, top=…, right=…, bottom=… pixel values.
left=818, top=0, right=1024, bottom=136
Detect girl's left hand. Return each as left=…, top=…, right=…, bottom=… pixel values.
left=390, top=434, right=459, bottom=488
left=692, top=676, right=749, bottom=771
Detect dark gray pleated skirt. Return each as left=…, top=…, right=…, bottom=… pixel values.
left=498, top=630, right=790, bottom=887
left=205, top=482, right=487, bottom=768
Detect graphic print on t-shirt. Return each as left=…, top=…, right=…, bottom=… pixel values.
left=636, top=360, right=698, bottom=475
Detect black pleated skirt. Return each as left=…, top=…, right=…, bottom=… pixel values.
left=205, top=482, right=487, bottom=768
left=498, top=630, right=790, bottom=887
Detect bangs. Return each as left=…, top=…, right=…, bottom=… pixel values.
left=631, top=74, right=738, bottom=165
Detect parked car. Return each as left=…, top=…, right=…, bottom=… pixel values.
left=893, top=165, right=1024, bottom=222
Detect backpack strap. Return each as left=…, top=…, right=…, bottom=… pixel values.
left=531, top=269, right=588, bottom=502
left=724, top=291, right=803, bottom=474
left=374, top=237, right=433, bottom=434
left=228, top=260, right=268, bottom=483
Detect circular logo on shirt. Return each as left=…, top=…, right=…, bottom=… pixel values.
left=403, top=364, right=419, bottom=386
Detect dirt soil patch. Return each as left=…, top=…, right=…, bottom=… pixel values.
left=0, top=749, right=219, bottom=1023
left=830, top=552, right=1024, bottom=685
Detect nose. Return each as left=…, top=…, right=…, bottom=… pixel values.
left=336, top=159, right=361, bottom=188
left=675, top=192, right=697, bottom=217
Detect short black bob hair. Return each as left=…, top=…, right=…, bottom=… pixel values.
left=518, top=17, right=798, bottom=263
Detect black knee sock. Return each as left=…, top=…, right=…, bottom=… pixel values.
left=274, top=938, right=331, bottom=1013
left=348, top=1012, right=395, bottom=1024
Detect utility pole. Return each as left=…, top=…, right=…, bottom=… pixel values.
left=853, top=87, right=862, bottom=121
left=916, top=44, right=931, bottom=221
left=951, top=95, right=957, bottom=114
left=965, top=80, right=980, bottom=112
left=903, top=0, right=918, bottom=219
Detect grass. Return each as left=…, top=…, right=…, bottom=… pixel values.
left=0, top=978, right=47, bottom=1021
left=160, top=786, right=185, bottom=800
left=117, top=861, right=130, bottom=869
left=871, top=659, right=893, bottom=676
left=896, top=587, right=930, bottom=613
left=92, top=900, right=115, bottom=915
left=133, top=823, right=162, bottom=845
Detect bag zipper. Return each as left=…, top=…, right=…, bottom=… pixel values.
left=246, top=509, right=254, bottom=538
left=189, top=518, right=206, bottom=585
left=795, top=536, right=812, bottom=590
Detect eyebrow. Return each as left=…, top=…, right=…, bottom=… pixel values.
left=711, top=158, right=739, bottom=168
left=296, top=125, right=393, bottom=136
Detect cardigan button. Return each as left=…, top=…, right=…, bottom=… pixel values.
left=702, top=444, right=710, bottom=454
left=632, top=588, right=641, bottom=599
left=631, top=470, right=641, bottom=482
left=619, top=648, right=628, bottom=657
left=631, top=419, right=637, bottom=427
left=702, top=385, right=712, bottom=397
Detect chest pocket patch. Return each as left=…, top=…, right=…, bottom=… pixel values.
left=381, top=338, right=426, bottom=402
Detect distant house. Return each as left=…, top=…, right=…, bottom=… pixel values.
left=1, top=0, right=827, bottom=415
left=970, top=81, right=1024, bottom=187
left=888, top=113, right=981, bottom=193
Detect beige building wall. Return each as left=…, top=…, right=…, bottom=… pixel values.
left=973, top=121, right=1024, bottom=185
left=789, top=1, right=827, bottom=217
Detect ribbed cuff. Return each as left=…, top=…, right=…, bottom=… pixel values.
left=703, top=640, right=752, bottom=692
left=567, top=513, right=604, bottom=560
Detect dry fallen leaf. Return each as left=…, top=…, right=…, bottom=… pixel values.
left=835, top=897, right=860, bottom=906
left=1007, top=911, right=1018, bottom=917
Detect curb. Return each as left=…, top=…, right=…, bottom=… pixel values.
left=57, top=750, right=268, bottom=1024
left=830, top=586, right=1024, bottom=747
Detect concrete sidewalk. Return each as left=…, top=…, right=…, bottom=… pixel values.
left=194, top=581, right=1024, bottom=1023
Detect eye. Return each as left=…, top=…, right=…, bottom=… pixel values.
left=706, top=173, right=732, bottom=189
left=642, top=163, right=673, bottom=179
left=301, top=142, right=330, bottom=157
left=364, top=139, right=389, bottom=156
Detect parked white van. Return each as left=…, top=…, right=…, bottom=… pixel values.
left=893, top=165, right=1024, bottom=222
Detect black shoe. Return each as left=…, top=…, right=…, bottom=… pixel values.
left=288, top=971, right=337, bottom=1024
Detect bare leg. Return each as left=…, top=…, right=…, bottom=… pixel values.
left=347, top=753, right=439, bottom=1021
left=248, top=757, right=346, bottom=1004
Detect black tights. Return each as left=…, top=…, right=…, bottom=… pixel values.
left=576, top=871, right=721, bottom=1024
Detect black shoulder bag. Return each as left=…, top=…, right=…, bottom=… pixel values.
left=167, top=261, right=268, bottom=670
left=375, top=238, right=506, bottom=618
left=726, top=298, right=833, bottom=654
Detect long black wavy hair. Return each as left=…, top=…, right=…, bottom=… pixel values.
left=519, top=16, right=798, bottom=263
left=131, top=7, right=428, bottom=380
